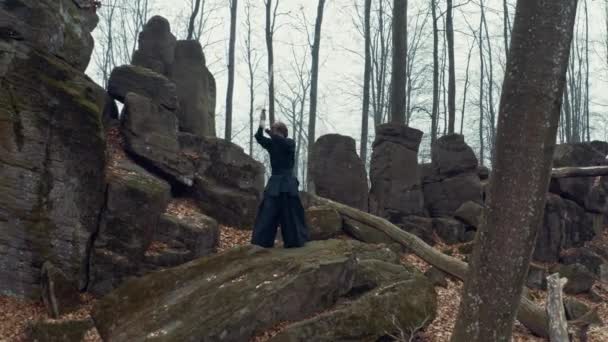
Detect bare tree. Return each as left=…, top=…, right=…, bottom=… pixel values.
left=446, top=0, right=456, bottom=133
left=360, top=0, right=372, bottom=162
left=242, top=0, right=262, bottom=155
left=460, top=40, right=475, bottom=135
left=451, top=1, right=578, bottom=341
left=187, top=0, right=202, bottom=39
left=370, top=0, right=392, bottom=130
left=390, top=0, right=408, bottom=124
left=482, top=2, right=497, bottom=161
left=225, top=0, right=238, bottom=142
left=306, top=0, right=327, bottom=190
left=477, top=0, right=485, bottom=165
left=431, top=0, right=439, bottom=143
left=265, top=0, right=280, bottom=124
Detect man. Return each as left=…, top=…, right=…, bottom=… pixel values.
left=251, top=109, right=309, bottom=248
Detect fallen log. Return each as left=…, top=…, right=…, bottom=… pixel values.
left=546, top=273, right=570, bottom=342
left=551, top=166, right=608, bottom=179
left=306, top=193, right=550, bottom=337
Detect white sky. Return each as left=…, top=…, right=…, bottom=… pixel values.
left=88, top=0, right=608, bottom=161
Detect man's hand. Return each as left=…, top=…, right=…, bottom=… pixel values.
left=265, top=128, right=272, bottom=135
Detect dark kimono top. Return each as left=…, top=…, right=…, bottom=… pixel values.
left=255, top=127, right=299, bottom=196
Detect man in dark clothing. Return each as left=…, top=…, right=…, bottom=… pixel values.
left=251, top=110, right=309, bottom=248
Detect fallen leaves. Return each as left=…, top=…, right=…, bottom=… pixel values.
left=0, top=294, right=101, bottom=342
left=219, top=225, right=252, bottom=253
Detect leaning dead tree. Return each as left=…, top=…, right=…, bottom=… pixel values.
left=451, top=1, right=578, bottom=341
left=303, top=193, right=553, bottom=338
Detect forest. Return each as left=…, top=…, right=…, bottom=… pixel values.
left=0, top=0, right=606, bottom=341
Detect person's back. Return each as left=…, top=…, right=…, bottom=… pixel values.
left=251, top=110, right=308, bottom=248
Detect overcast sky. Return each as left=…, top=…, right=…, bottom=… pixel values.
left=88, top=0, right=608, bottom=161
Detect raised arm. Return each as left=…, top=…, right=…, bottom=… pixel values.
left=255, top=109, right=272, bottom=149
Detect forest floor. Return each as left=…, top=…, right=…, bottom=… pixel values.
left=2, top=128, right=604, bottom=341
left=2, top=227, right=606, bottom=341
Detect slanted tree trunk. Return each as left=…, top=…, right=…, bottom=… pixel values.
left=224, top=0, right=238, bottom=142
left=450, top=1, right=578, bottom=341
left=391, top=0, right=407, bottom=124
left=446, top=0, right=456, bottom=133
left=546, top=274, right=570, bottom=342
left=360, top=0, right=372, bottom=162
left=306, top=0, right=327, bottom=191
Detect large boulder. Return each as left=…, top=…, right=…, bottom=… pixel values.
left=170, top=40, right=217, bottom=137
left=92, top=240, right=435, bottom=342
left=423, top=135, right=482, bottom=217
left=131, top=16, right=177, bottom=76
left=0, top=0, right=99, bottom=71
left=180, top=133, right=264, bottom=228
left=553, top=141, right=608, bottom=168
left=454, top=201, right=485, bottom=228
left=431, top=134, right=478, bottom=177
left=550, top=176, right=608, bottom=214
left=369, top=123, right=425, bottom=221
left=122, top=92, right=195, bottom=185
left=88, top=160, right=171, bottom=295
left=552, top=263, right=596, bottom=295
left=271, top=259, right=436, bottom=341
left=107, top=65, right=178, bottom=110
left=534, top=194, right=597, bottom=262
left=143, top=210, right=219, bottom=270
left=0, top=43, right=106, bottom=298
left=423, top=173, right=483, bottom=217
left=308, top=134, right=369, bottom=211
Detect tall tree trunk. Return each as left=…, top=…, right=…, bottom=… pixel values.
left=584, top=0, right=590, bottom=142
left=503, top=0, right=510, bottom=57
left=431, top=0, right=439, bottom=143
left=244, top=0, right=256, bottom=156
left=478, top=4, right=485, bottom=166
left=224, top=0, right=238, bottom=142
left=450, top=1, right=578, bottom=341
left=391, top=0, right=408, bottom=124
left=446, top=0, right=456, bottom=133
left=482, top=6, right=496, bottom=162
left=187, top=0, right=202, bottom=40
left=460, top=42, right=474, bottom=135
left=307, top=0, right=327, bottom=191
left=361, top=0, right=372, bottom=162
left=265, top=0, right=277, bottom=124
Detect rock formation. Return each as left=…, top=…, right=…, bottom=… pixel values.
left=369, top=123, right=425, bottom=220
left=423, top=134, right=483, bottom=218
left=309, top=134, right=369, bottom=211
left=0, top=0, right=106, bottom=298
left=92, top=240, right=436, bottom=341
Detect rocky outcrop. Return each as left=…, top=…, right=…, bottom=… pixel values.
left=0, top=0, right=99, bottom=71
left=170, top=40, right=217, bottom=137
left=182, top=133, right=265, bottom=228
left=553, top=141, right=608, bottom=168
left=308, top=134, right=368, bottom=211
left=534, top=194, right=598, bottom=262
left=131, top=16, right=177, bottom=76
left=88, top=160, right=171, bottom=295
left=107, top=65, right=178, bottom=110
left=0, top=38, right=106, bottom=297
left=27, top=319, right=94, bottom=342
left=143, top=211, right=219, bottom=270
left=122, top=92, right=195, bottom=185
left=369, top=123, right=425, bottom=221
left=272, top=259, right=436, bottom=341
left=92, top=240, right=436, bottom=342
left=423, top=134, right=482, bottom=217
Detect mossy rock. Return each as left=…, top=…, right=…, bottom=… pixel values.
left=92, top=240, right=434, bottom=342
left=306, top=206, right=343, bottom=240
